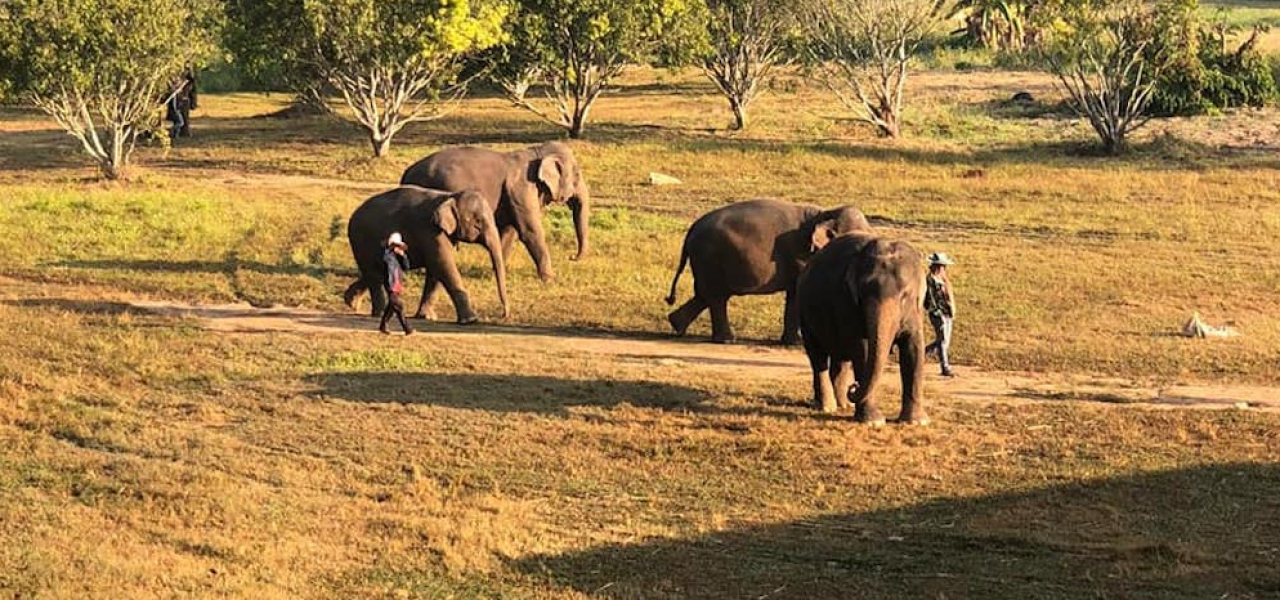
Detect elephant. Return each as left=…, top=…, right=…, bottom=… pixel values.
left=399, top=141, right=590, bottom=319
left=796, top=232, right=929, bottom=425
left=664, top=199, right=871, bottom=344
left=343, top=186, right=508, bottom=324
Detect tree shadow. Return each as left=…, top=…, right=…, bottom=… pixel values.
left=3, top=298, right=155, bottom=317
left=510, top=462, right=1280, bottom=599
left=52, top=258, right=350, bottom=279
left=305, top=372, right=713, bottom=416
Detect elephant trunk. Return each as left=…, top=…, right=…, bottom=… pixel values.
left=849, top=299, right=898, bottom=411
left=568, top=183, right=590, bottom=261
left=483, top=220, right=510, bottom=319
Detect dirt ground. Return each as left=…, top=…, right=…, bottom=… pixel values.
left=131, top=296, right=1280, bottom=414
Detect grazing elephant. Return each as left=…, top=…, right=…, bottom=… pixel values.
left=343, top=186, right=508, bottom=324
left=665, top=199, right=871, bottom=344
left=399, top=141, right=590, bottom=319
left=797, top=233, right=929, bottom=425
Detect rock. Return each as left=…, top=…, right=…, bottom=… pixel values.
left=1012, top=91, right=1035, bottom=104
left=648, top=172, right=682, bottom=186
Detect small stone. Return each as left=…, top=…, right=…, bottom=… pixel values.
left=648, top=172, right=682, bottom=186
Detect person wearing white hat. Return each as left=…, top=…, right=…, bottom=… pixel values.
left=924, top=252, right=956, bottom=376
left=379, top=232, right=413, bottom=335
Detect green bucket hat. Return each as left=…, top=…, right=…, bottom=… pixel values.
left=928, top=252, right=954, bottom=266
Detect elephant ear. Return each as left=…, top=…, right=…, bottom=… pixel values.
left=434, top=197, right=459, bottom=237
left=810, top=219, right=837, bottom=253
left=536, top=155, right=569, bottom=202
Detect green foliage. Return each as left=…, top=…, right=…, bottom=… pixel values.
left=951, top=0, right=1033, bottom=50
left=302, top=0, right=510, bottom=156
left=1148, top=19, right=1279, bottom=116
left=0, top=0, right=220, bottom=98
left=494, top=0, right=700, bottom=136
left=221, top=0, right=314, bottom=93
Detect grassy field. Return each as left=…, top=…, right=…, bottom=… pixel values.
left=1, top=60, right=1279, bottom=599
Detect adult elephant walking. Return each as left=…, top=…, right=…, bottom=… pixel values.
left=797, top=233, right=929, bottom=425
left=665, top=199, right=870, bottom=344
left=400, top=142, right=590, bottom=319
left=344, top=186, right=508, bottom=324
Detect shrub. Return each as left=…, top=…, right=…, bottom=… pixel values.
left=1149, top=23, right=1279, bottom=116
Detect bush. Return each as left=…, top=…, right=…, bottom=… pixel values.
left=1149, top=25, right=1278, bottom=116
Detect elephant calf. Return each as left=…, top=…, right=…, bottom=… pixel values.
left=344, top=186, right=508, bottom=324
left=797, top=233, right=929, bottom=425
left=665, top=199, right=870, bottom=344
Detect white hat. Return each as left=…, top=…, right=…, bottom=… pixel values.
left=387, top=232, right=406, bottom=247
left=928, top=252, right=954, bottom=265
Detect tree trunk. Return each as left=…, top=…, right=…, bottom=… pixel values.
left=371, top=133, right=392, bottom=158
left=878, top=109, right=901, bottom=139
left=102, top=127, right=127, bottom=180
left=730, top=96, right=748, bottom=131
left=568, top=108, right=587, bottom=139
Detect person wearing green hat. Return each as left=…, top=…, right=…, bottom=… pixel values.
left=924, top=252, right=956, bottom=377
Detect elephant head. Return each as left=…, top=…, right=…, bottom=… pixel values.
left=433, top=191, right=509, bottom=319
left=532, top=142, right=591, bottom=261
left=805, top=205, right=872, bottom=254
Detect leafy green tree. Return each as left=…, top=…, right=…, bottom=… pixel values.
left=304, top=0, right=509, bottom=157
left=1034, top=0, right=1196, bottom=154
left=221, top=0, right=326, bottom=109
left=695, top=0, right=795, bottom=130
left=802, top=0, right=954, bottom=139
left=496, top=0, right=701, bottom=138
left=0, top=0, right=220, bottom=179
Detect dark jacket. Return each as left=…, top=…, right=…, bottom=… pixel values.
left=924, top=272, right=954, bottom=319
left=383, top=248, right=410, bottom=293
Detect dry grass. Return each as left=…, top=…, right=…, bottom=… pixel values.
left=1, top=62, right=1279, bottom=599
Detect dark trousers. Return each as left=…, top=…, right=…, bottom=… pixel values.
left=379, top=291, right=413, bottom=334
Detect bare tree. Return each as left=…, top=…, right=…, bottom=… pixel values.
left=803, top=0, right=952, bottom=138
left=699, top=0, right=792, bottom=130
left=1037, top=0, right=1192, bottom=154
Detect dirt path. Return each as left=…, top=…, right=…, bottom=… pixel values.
left=132, top=299, right=1280, bottom=413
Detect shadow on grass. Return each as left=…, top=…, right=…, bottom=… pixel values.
left=52, top=258, right=350, bottom=279
left=510, top=462, right=1280, bottom=599
left=3, top=298, right=155, bottom=316
left=305, top=372, right=712, bottom=415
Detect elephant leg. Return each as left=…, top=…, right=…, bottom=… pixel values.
left=423, top=236, right=479, bottom=324
left=804, top=341, right=838, bottom=413
left=897, top=328, right=930, bottom=425
left=668, top=296, right=708, bottom=335
left=369, top=275, right=388, bottom=318
left=414, top=272, right=443, bottom=320
left=708, top=298, right=734, bottom=343
left=500, top=225, right=520, bottom=262
left=832, top=360, right=854, bottom=412
left=780, top=286, right=801, bottom=345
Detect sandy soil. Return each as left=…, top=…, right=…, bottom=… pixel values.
left=130, top=298, right=1280, bottom=413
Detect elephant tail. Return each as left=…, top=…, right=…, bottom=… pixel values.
left=665, top=246, right=689, bottom=305
left=343, top=279, right=367, bottom=310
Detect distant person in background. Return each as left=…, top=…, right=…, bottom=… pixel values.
left=924, top=252, right=956, bottom=377
left=380, top=232, right=414, bottom=336
left=166, top=70, right=198, bottom=140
